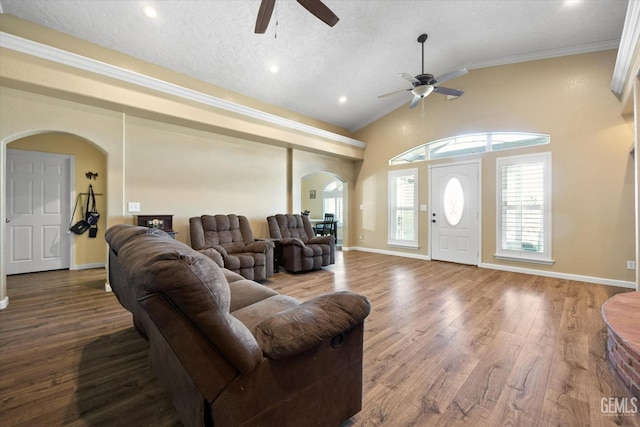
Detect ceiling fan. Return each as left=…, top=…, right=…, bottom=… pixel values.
left=379, top=34, right=468, bottom=108
left=255, top=0, right=339, bottom=33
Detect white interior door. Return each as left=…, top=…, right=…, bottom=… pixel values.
left=6, top=149, right=71, bottom=275
left=430, top=161, right=480, bottom=265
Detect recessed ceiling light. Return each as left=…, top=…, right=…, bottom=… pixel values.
left=339, top=96, right=347, bottom=103
left=144, top=6, right=157, bottom=18
left=563, top=0, right=582, bottom=7
left=270, top=65, right=279, bottom=73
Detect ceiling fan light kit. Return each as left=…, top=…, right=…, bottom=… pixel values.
left=412, top=85, right=434, bottom=98
left=379, top=33, right=468, bottom=109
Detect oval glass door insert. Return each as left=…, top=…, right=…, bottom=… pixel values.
left=443, top=177, right=464, bottom=226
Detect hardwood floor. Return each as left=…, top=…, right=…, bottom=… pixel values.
left=1, top=251, right=638, bottom=426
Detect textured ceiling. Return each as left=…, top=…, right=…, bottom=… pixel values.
left=0, top=0, right=629, bottom=132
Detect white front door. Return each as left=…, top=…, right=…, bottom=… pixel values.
left=430, top=161, right=480, bottom=265
left=6, top=149, right=71, bottom=275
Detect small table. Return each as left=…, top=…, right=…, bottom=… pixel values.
left=256, top=238, right=281, bottom=272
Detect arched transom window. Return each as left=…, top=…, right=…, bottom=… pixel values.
left=389, top=132, right=550, bottom=165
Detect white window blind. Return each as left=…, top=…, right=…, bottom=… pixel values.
left=496, top=153, right=552, bottom=264
left=388, top=169, right=418, bottom=247
left=323, top=197, right=343, bottom=223
left=323, top=181, right=343, bottom=223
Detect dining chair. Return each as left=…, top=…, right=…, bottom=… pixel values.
left=314, top=213, right=335, bottom=237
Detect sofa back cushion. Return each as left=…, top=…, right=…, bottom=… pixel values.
left=113, top=228, right=263, bottom=373
left=191, top=214, right=255, bottom=254
left=105, top=224, right=169, bottom=254
left=267, top=214, right=314, bottom=242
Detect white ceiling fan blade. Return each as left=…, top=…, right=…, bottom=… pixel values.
left=400, top=73, right=420, bottom=84
left=433, top=86, right=464, bottom=97
left=378, top=88, right=412, bottom=98
left=409, top=95, right=421, bottom=109
left=434, top=68, right=468, bottom=85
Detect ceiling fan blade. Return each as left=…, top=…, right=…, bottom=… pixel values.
left=433, top=86, right=464, bottom=97
left=255, top=0, right=276, bottom=33
left=434, top=68, right=468, bottom=85
left=297, top=0, right=340, bottom=27
left=378, top=88, right=412, bottom=99
left=409, top=95, right=421, bottom=109
left=400, top=73, right=420, bottom=85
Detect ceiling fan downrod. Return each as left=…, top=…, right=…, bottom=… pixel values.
left=418, top=33, right=428, bottom=75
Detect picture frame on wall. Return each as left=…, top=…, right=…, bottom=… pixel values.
left=309, top=190, right=316, bottom=199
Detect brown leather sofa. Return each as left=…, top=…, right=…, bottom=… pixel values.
left=105, top=224, right=370, bottom=427
left=267, top=213, right=335, bottom=272
left=190, top=214, right=273, bottom=281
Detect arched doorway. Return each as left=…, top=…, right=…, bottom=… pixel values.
left=4, top=131, right=107, bottom=275
left=301, top=172, right=345, bottom=245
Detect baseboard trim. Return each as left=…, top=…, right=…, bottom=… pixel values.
left=478, top=262, right=636, bottom=289
left=71, top=263, right=106, bottom=271
left=0, top=296, right=8, bottom=310
left=342, top=247, right=636, bottom=289
left=343, top=246, right=431, bottom=261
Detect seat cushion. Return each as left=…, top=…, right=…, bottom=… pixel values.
left=229, top=280, right=279, bottom=312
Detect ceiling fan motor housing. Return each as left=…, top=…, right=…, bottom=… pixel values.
left=415, top=73, right=437, bottom=86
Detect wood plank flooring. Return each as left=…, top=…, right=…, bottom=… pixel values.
left=1, top=251, right=638, bottom=426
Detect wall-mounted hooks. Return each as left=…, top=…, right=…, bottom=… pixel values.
left=85, top=172, right=99, bottom=180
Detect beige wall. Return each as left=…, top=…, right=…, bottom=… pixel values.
left=123, top=116, right=288, bottom=241
left=353, top=49, right=636, bottom=284
left=8, top=133, right=107, bottom=267
left=0, top=86, right=356, bottom=242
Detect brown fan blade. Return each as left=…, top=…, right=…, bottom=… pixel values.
left=255, top=0, right=276, bottom=33
left=433, top=86, right=464, bottom=97
left=297, top=0, right=340, bottom=27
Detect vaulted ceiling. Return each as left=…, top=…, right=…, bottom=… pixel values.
left=0, top=0, right=629, bottom=132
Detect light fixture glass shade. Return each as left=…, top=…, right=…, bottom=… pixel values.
left=412, top=85, right=434, bottom=98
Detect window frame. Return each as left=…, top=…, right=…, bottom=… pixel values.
left=388, top=168, right=419, bottom=248
left=495, top=152, right=553, bottom=265
left=322, top=181, right=343, bottom=224
left=389, top=132, right=550, bottom=165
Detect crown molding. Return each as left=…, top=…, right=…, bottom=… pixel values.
left=0, top=31, right=367, bottom=149
left=611, top=0, right=640, bottom=96
left=466, top=39, right=620, bottom=70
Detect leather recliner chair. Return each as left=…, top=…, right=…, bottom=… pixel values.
left=267, top=213, right=335, bottom=272
left=190, top=214, right=274, bottom=281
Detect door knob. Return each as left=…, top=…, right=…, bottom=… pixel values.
left=5, top=218, right=9, bottom=223
left=432, top=219, right=436, bottom=223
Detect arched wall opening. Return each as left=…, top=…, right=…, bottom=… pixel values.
left=301, top=171, right=346, bottom=246
left=2, top=130, right=108, bottom=309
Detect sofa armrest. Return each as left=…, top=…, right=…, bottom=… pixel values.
left=200, top=244, right=227, bottom=257
left=245, top=240, right=275, bottom=253
left=254, top=291, right=371, bottom=359
left=278, top=237, right=306, bottom=248
left=198, top=247, right=225, bottom=267
left=307, top=235, right=334, bottom=245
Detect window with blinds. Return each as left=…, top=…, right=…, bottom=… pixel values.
left=322, top=181, right=343, bottom=223
left=496, top=153, right=553, bottom=264
left=388, top=168, right=418, bottom=248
